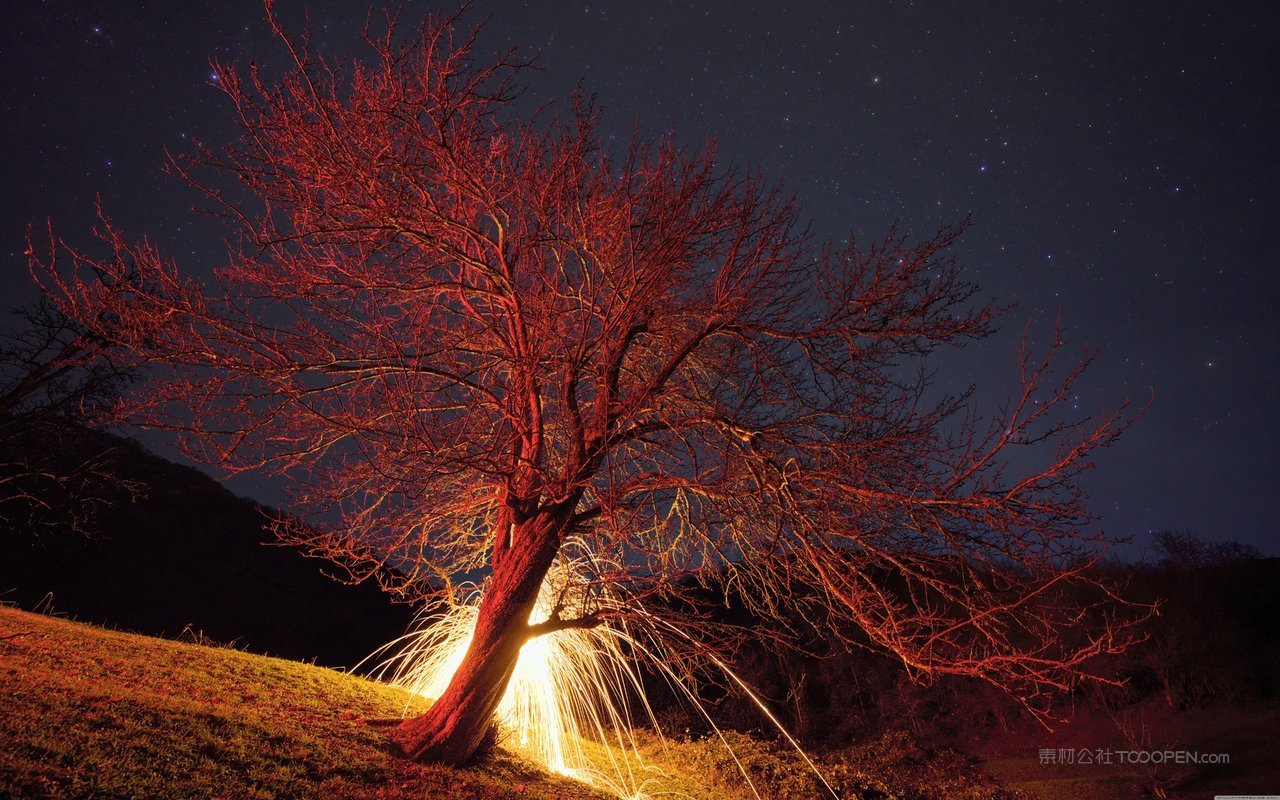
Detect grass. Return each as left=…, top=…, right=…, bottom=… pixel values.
left=1, top=605, right=1030, bottom=799
left=0, top=606, right=606, bottom=800
left=628, top=728, right=1028, bottom=800
left=980, top=757, right=1146, bottom=800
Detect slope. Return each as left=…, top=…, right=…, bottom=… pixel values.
left=0, top=606, right=604, bottom=799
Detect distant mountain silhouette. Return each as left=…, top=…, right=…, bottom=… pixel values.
left=0, top=418, right=414, bottom=669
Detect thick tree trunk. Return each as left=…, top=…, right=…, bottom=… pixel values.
left=397, top=510, right=563, bottom=764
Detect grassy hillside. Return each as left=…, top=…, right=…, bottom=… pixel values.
left=0, top=606, right=604, bottom=800
left=1, top=606, right=1030, bottom=800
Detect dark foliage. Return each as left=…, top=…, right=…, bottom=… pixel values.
left=1123, top=543, right=1280, bottom=710
left=645, top=540, right=1278, bottom=753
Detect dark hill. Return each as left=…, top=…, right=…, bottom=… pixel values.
left=0, top=419, right=413, bottom=669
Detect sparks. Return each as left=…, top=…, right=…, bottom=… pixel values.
left=369, top=543, right=836, bottom=800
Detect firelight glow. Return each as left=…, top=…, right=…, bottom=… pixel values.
left=370, top=545, right=836, bottom=800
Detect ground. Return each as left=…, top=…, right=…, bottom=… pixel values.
left=0, top=606, right=605, bottom=800
left=7, top=604, right=1198, bottom=800
left=974, top=701, right=1280, bottom=800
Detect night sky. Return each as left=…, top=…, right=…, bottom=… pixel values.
left=3, top=2, right=1276, bottom=556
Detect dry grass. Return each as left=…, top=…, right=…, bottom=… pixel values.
left=0, top=606, right=605, bottom=800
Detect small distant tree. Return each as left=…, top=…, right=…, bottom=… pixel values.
left=1152, top=529, right=1261, bottom=568
left=33, top=8, right=1145, bottom=765
left=0, top=296, right=138, bottom=535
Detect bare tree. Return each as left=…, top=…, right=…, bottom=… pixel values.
left=0, top=295, right=138, bottom=535
left=32, top=8, right=1145, bottom=765
left=1152, top=529, right=1261, bottom=568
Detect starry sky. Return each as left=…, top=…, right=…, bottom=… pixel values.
left=2, top=1, right=1276, bottom=556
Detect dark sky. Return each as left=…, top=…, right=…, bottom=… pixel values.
left=3, top=2, right=1277, bottom=556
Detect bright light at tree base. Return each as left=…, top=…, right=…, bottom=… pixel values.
left=369, top=549, right=836, bottom=800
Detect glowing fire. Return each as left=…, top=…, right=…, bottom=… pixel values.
left=371, top=547, right=835, bottom=799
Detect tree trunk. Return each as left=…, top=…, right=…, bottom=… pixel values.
left=397, top=510, right=563, bottom=764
